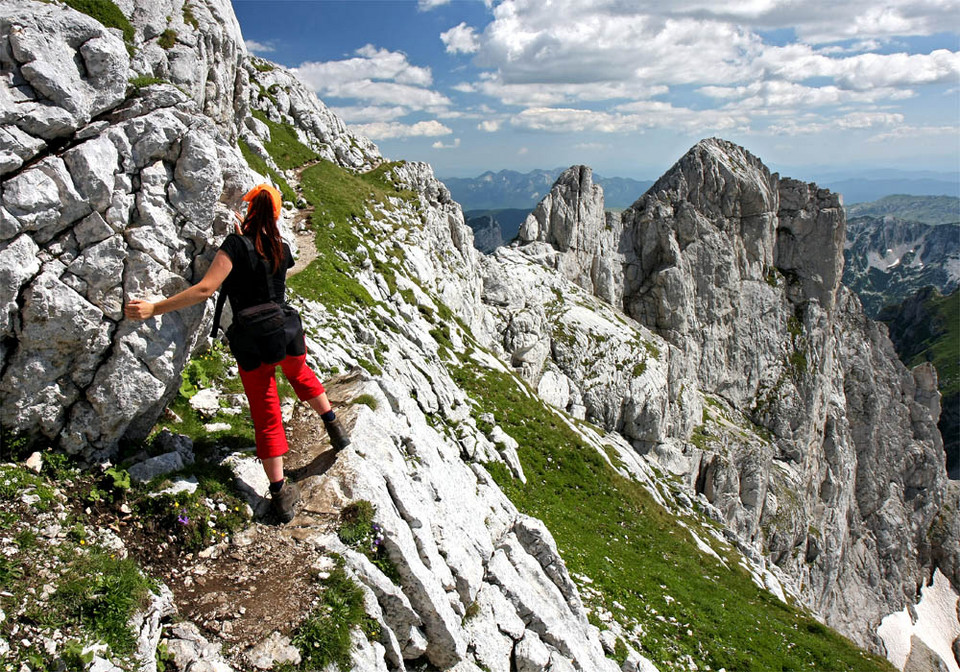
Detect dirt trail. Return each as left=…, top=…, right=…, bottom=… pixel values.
left=288, top=158, right=324, bottom=278
left=157, top=372, right=364, bottom=660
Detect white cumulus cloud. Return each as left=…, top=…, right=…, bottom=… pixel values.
left=245, top=40, right=274, bottom=54
left=765, top=111, right=905, bottom=135
left=463, top=0, right=959, bottom=127
left=329, top=106, right=409, bottom=123
left=441, top=23, right=480, bottom=54
left=701, top=81, right=916, bottom=110
left=432, top=138, right=462, bottom=149
left=295, top=45, right=432, bottom=89
left=759, top=46, right=960, bottom=90
left=869, top=124, right=960, bottom=141
left=511, top=103, right=748, bottom=134
left=293, top=46, right=451, bottom=113
left=350, top=120, right=453, bottom=140
left=477, top=119, right=502, bottom=132
left=621, top=0, right=960, bottom=43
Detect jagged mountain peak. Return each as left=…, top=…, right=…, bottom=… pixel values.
left=494, top=141, right=953, bottom=661
left=639, top=137, right=779, bottom=225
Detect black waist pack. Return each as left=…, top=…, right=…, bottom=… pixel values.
left=228, top=302, right=302, bottom=370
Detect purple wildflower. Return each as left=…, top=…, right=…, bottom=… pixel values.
left=177, top=508, right=190, bottom=525
left=370, top=523, right=385, bottom=553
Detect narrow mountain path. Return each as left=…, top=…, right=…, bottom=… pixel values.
left=161, top=372, right=362, bottom=665
left=158, top=159, right=362, bottom=664
left=288, top=158, right=324, bottom=277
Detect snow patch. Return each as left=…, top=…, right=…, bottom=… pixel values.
left=877, top=569, right=960, bottom=672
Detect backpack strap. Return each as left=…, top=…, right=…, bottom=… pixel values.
left=209, top=235, right=280, bottom=338
left=238, top=234, right=279, bottom=303
left=210, top=287, right=228, bottom=338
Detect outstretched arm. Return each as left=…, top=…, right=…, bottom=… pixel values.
left=125, top=250, right=234, bottom=320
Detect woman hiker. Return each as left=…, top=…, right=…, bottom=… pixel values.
left=125, top=184, right=350, bottom=523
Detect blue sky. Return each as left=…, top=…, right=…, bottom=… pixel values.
left=232, top=0, right=960, bottom=182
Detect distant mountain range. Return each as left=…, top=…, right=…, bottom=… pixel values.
left=823, top=178, right=959, bottom=204
left=442, top=168, right=959, bottom=211
left=845, top=195, right=959, bottom=225
left=442, top=168, right=653, bottom=211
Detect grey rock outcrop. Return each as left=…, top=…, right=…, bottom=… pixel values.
left=484, top=139, right=954, bottom=650
left=0, top=2, right=129, bottom=153
left=517, top=165, right=623, bottom=304
left=0, top=0, right=377, bottom=457
left=284, top=374, right=624, bottom=672
left=122, top=0, right=248, bottom=139
left=1, top=2, right=232, bottom=454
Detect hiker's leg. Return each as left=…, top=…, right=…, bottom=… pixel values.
left=261, top=456, right=283, bottom=482
left=238, top=362, right=289, bottom=471
left=306, top=393, right=332, bottom=415
left=279, top=352, right=329, bottom=412
left=279, top=353, right=349, bottom=448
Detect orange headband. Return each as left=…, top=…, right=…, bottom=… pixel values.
left=242, top=183, right=282, bottom=221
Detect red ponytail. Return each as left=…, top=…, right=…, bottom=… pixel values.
left=241, top=189, right=284, bottom=273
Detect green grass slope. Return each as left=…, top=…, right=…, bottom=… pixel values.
left=451, top=363, right=895, bottom=672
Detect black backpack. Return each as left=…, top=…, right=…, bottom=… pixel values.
left=211, top=235, right=304, bottom=370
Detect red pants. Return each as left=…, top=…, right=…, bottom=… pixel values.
left=238, top=353, right=326, bottom=459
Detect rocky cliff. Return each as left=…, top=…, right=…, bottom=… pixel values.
left=489, top=142, right=957, bottom=654
left=1, top=2, right=957, bottom=672
left=0, top=0, right=377, bottom=459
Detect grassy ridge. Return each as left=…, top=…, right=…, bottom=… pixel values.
left=452, top=364, right=896, bottom=672
left=251, top=110, right=319, bottom=171
left=243, top=105, right=417, bottom=312
left=238, top=138, right=297, bottom=203
left=901, top=288, right=959, bottom=400
left=288, top=159, right=414, bottom=311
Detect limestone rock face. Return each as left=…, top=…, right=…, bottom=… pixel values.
left=480, top=245, right=696, bottom=447
left=122, top=0, right=249, bottom=139
left=616, top=141, right=948, bottom=646
left=1, top=1, right=129, bottom=153
left=0, top=0, right=379, bottom=456
left=517, top=165, right=624, bottom=304
left=775, top=177, right=845, bottom=311
left=485, top=138, right=954, bottom=650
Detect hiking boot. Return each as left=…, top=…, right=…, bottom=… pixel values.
left=324, top=418, right=351, bottom=451
left=271, top=480, right=301, bottom=523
